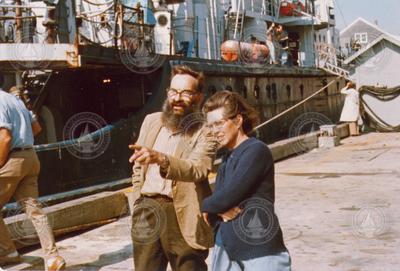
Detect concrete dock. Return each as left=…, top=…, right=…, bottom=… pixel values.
left=3, top=132, right=400, bottom=271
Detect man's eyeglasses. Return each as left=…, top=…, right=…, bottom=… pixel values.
left=166, top=88, right=196, bottom=99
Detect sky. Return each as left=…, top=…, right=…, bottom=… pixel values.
left=334, top=0, right=400, bottom=35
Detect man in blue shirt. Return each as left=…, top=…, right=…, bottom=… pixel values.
left=0, top=72, right=66, bottom=270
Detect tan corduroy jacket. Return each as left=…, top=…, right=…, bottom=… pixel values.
left=131, top=112, right=217, bottom=250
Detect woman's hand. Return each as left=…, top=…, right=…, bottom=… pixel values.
left=202, top=212, right=211, bottom=226
left=218, top=207, right=242, bottom=222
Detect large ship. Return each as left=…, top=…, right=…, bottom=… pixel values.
left=0, top=0, right=348, bottom=197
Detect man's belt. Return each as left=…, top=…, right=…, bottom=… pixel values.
left=142, top=194, right=173, bottom=202
left=12, top=147, right=33, bottom=152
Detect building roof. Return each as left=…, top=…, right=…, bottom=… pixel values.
left=344, top=34, right=400, bottom=64
left=340, top=17, right=397, bottom=40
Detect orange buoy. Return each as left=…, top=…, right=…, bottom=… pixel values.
left=221, top=40, right=239, bottom=62
left=221, top=40, right=270, bottom=63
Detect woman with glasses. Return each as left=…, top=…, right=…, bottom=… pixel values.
left=201, top=90, right=291, bottom=271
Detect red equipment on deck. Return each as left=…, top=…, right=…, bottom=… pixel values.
left=280, top=0, right=306, bottom=17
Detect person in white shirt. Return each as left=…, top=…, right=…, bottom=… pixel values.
left=339, top=82, right=361, bottom=136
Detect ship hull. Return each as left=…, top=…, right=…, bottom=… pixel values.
left=33, top=59, right=345, bottom=196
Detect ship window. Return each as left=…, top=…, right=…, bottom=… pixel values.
left=271, top=83, right=277, bottom=101
left=286, top=85, right=291, bottom=98
left=266, top=84, right=271, bottom=99
left=225, top=85, right=233, bottom=91
left=165, top=0, right=185, bottom=4
left=157, top=14, right=169, bottom=27
left=254, top=85, right=260, bottom=99
left=242, top=86, right=247, bottom=98
left=329, top=7, right=335, bottom=19
left=300, top=84, right=304, bottom=98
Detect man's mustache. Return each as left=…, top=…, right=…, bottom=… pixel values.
left=171, top=102, right=187, bottom=107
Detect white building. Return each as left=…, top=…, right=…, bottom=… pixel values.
left=340, top=17, right=396, bottom=58
left=344, top=34, right=400, bottom=88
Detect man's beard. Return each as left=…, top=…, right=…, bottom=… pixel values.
left=161, top=100, right=201, bottom=135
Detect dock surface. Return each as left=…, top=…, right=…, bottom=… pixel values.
left=4, top=132, right=400, bottom=271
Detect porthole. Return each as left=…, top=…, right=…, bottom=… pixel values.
left=286, top=85, right=291, bottom=98
left=271, top=83, right=277, bottom=101
left=242, top=86, right=247, bottom=98
left=254, top=85, right=260, bottom=99
left=209, top=85, right=217, bottom=95
left=266, top=84, right=271, bottom=99
left=299, top=84, right=304, bottom=98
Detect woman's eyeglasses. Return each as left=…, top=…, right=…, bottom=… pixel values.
left=206, top=115, right=237, bottom=131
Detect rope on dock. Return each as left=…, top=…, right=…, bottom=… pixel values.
left=34, top=124, right=114, bottom=153
left=252, top=76, right=344, bottom=133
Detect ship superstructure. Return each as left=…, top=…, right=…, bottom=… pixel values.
left=0, top=0, right=346, bottom=72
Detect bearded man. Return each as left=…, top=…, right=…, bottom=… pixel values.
left=128, top=65, right=217, bottom=271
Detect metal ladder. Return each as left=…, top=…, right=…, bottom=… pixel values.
left=315, top=42, right=350, bottom=79
left=232, top=0, right=245, bottom=40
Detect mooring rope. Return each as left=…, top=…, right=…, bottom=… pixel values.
left=252, top=76, right=343, bottom=132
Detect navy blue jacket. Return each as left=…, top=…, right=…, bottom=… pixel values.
left=202, top=137, right=287, bottom=260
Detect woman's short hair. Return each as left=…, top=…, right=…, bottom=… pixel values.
left=203, top=90, right=260, bottom=134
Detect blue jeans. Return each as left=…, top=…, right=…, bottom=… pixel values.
left=211, top=231, right=291, bottom=271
